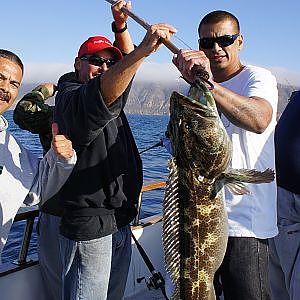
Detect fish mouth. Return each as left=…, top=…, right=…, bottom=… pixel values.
left=176, top=92, right=219, bottom=119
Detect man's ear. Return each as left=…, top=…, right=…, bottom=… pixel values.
left=238, top=34, right=244, bottom=51
left=74, top=57, right=81, bottom=72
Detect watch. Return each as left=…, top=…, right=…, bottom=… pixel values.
left=111, top=21, right=127, bottom=33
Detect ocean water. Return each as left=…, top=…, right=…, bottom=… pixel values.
left=2, top=111, right=170, bottom=263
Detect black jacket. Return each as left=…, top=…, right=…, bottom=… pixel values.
left=275, top=90, right=300, bottom=194
left=54, top=76, right=143, bottom=241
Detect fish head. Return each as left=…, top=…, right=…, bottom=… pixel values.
left=168, top=81, right=232, bottom=178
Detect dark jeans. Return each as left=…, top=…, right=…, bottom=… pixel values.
left=214, top=237, right=271, bottom=300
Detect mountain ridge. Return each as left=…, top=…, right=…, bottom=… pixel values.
left=13, top=81, right=299, bottom=120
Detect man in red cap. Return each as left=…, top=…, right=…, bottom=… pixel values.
left=52, top=1, right=176, bottom=299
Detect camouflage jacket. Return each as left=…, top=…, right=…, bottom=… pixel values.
left=13, top=85, right=62, bottom=216
left=13, top=85, right=54, bottom=153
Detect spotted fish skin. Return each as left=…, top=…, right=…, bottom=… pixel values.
left=163, top=81, right=232, bottom=300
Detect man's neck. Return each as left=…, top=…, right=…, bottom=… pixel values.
left=213, top=64, right=245, bottom=83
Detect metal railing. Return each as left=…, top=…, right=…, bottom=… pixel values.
left=0, top=208, right=39, bottom=277
left=0, top=181, right=166, bottom=277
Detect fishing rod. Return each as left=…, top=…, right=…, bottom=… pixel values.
left=104, top=0, right=179, bottom=54
left=131, top=231, right=169, bottom=300
left=105, top=0, right=214, bottom=88
left=139, top=140, right=163, bottom=154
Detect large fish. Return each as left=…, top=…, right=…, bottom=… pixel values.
left=163, top=79, right=274, bottom=300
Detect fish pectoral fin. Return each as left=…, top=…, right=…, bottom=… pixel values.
left=219, top=168, right=275, bottom=196
left=225, top=181, right=250, bottom=195
left=223, top=168, right=275, bottom=184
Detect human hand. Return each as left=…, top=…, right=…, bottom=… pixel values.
left=43, top=83, right=57, bottom=97
left=111, top=0, right=131, bottom=28
left=51, top=123, right=74, bottom=160
left=138, top=23, right=177, bottom=56
left=172, top=49, right=212, bottom=83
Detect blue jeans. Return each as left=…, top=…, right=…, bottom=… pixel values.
left=214, top=237, right=271, bottom=300
left=108, top=225, right=132, bottom=300
left=59, top=234, right=112, bottom=300
left=269, top=187, right=300, bottom=300
left=37, top=213, right=62, bottom=300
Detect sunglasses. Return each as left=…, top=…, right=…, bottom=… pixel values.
left=80, top=55, right=116, bottom=67
left=198, top=33, right=240, bottom=49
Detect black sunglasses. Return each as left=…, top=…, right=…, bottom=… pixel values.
left=198, top=33, right=240, bottom=49
left=80, top=55, right=116, bottom=67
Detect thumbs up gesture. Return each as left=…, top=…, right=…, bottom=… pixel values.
left=51, top=123, right=74, bottom=160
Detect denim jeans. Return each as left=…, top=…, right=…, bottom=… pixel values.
left=107, top=225, right=132, bottom=300
left=59, top=234, right=112, bottom=300
left=214, top=237, right=271, bottom=300
left=39, top=214, right=131, bottom=300
left=269, top=187, right=300, bottom=300
left=37, top=212, right=62, bottom=300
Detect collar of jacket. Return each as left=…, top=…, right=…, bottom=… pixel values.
left=0, top=115, right=8, bottom=132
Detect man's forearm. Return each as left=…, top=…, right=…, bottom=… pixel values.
left=113, top=22, right=135, bottom=54
left=212, top=82, right=273, bottom=134
left=100, top=46, right=146, bottom=106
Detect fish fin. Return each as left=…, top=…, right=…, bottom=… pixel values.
left=163, top=158, right=181, bottom=287
left=217, top=168, right=274, bottom=196
left=210, top=175, right=250, bottom=198
left=225, top=182, right=250, bottom=195
left=223, top=168, right=275, bottom=184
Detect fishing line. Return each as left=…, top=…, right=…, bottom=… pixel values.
left=173, top=35, right=193, bottom=50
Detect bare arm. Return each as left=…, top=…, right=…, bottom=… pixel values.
left=101, top=23, right=177, bottom=106
left=211, top=83, right=273, bottom=133
left=173, top=49, right=273, bottom=134
left=111, top=0, right=134, bottom=54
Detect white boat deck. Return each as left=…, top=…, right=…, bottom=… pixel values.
left=0, top=214, right=169, bottom=300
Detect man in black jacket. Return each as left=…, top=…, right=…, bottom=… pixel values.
left=13, top=2, right=176, bottom=299
left=53, top=7, right=176, bottom=300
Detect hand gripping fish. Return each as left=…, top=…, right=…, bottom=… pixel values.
left=163, top=79, right=274, bottom=300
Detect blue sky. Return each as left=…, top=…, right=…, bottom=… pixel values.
left=2, top=0, right=300, bottom=84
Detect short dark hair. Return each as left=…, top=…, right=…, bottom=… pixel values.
left=0, top=49, right=24, bottom=74
left=198, top=10, right=240, bottom=36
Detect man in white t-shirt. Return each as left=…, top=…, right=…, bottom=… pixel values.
left=173, top=10, right=278, bottom=300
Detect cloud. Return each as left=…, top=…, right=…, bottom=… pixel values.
left=22, top=61, right=299, bottom=87
left=135, top=62, right=181, bottom=82
left=22, top=63, right=73, bottom=84
left=22, top=61, right=182, bottom=84
left=268, top=67, right=300, bottom=87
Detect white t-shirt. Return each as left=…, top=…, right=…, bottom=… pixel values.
left=220, top=65, right=278, bottom=238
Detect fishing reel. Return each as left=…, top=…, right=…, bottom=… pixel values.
left=137, top=271, right=165, bottom=290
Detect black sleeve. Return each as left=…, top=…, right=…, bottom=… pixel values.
left=54, top=76, right=132, bottom=147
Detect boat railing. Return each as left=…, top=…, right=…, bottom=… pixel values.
left=133, top=180, right=166, bottom=226
left=0, top=208, right=39, bottom=277
left=0, top=180, right=166, bottom=277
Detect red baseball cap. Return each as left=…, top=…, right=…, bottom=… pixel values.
left=77, top=36, right=123, bottom=60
